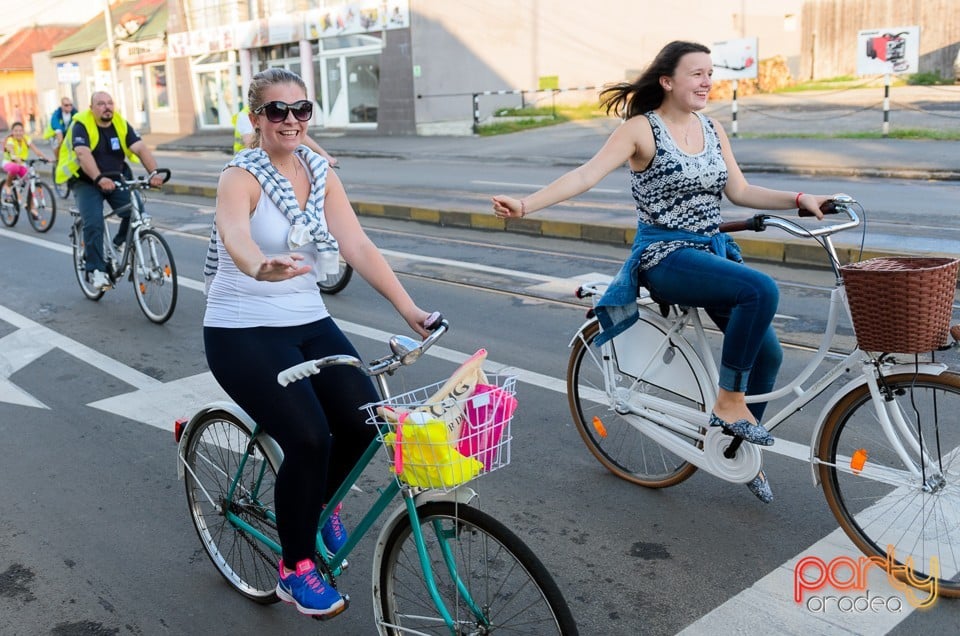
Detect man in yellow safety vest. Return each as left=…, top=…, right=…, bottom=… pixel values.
left=57, top=91, right=166, bottom=291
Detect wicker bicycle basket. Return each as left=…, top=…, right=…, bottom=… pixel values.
left=363, top=374, right=516, bottom=492
left=840, top=256, right=959, bottom=353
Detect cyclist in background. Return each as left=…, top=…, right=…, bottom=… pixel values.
left=492, top=40, right=838, bottom=504
left=56, top=91, right=165, bottom=291
left=45, top=97, right=74, bottom=157
left=3, top=121, right=52, bottom=214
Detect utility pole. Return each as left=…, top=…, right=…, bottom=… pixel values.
left=103, top=0, right=119, bottom=93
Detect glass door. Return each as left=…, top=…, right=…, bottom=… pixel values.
left=323, top=56, right=347, bottom=127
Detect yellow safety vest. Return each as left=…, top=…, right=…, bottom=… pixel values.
left=56, top=109, right=139, bottom=184
left=3, top=135, right=30, bottom=162
left=232, top=106, right=250, bottom=153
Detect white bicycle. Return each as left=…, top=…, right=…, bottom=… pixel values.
left=566, top=196, right=960, bottom=596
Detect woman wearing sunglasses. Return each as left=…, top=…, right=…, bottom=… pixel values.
left=202, top=68, right=436, bottom=618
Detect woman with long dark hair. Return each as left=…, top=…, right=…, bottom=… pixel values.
left=492, top=41, right=839, bottom=503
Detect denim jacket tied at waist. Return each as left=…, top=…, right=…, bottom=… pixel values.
left=593, top=224, right=743, bottom=346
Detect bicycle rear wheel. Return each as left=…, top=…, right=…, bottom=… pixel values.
left=567, top=318, right=701, bottom=487
left=818, top=371, right=960, bottom=598
left=182, top=410, right=281, bottom=603
left=0, top=194, right=18, bottom=227
left=377, top=501, right=577, bottom=635
left=317, top=258, right=353, bottom=294
left=70, top=218, right=105, bottom=301
left=132, top=229, right=178, bottom=323
left=27, top=182, right=55, bottom=232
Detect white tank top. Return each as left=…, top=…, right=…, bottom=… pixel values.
left=203, top=189, right=330, bottom=328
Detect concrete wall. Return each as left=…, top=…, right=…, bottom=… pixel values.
left=410, top=0, right=805, bottom=125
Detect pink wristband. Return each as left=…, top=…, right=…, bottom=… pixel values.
left=795, top=192, right=803, bottom=208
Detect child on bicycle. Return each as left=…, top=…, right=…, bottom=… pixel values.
left=492, top=40, right=840, bottom=504
left=3, top=121, right=51, bottom=214
left=203, top=68, right=435, bottom=618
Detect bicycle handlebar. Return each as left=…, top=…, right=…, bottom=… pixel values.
left=718, top=195, right=860, bottom=239
left=100, top=168, right=172, bottom=189
left=277, top=316, right=449, bottom=387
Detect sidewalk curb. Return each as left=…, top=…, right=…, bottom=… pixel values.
left=163, top=182, right=949, bottom=267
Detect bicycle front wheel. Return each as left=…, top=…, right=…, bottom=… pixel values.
left=317, top=258, right=353, bottom=294
left=28, top=182, right=55, bottom=232
left=70, top=218, right=105, bottom=301
left=182, top=410, right=281, bottom=604
left=132, top=229, right=178, bottom=323
left=0, top=195, right=18, bottom=227
left=818, top=371, right=960, bottom=598
left=377, top=502, right=577, bottom=635
left=567, top=318, right=701, bottom=487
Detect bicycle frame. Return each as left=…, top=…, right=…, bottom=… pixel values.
left=572, top=206, right=952, bottom=486
left=175, top=325, right=497, bottom=633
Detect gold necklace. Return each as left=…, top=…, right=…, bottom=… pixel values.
left=663, top=114, right=696, bottom=146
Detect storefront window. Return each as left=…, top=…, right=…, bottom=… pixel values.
left=193, top=53, right=240, bottom=128
left=148, top=64, right=169, bottom=109
left=347, top=54, right=379, bottom=123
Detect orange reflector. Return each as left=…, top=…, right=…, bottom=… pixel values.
left=139, top=283, right=147, bottom=293
left=851, top=448, right=867, bottom=473
left=164, top=265, right=171, bottom=276
left=592, top=416, right=608, bottom=438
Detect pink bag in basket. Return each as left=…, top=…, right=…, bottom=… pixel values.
left=457, top=383, right=517, bottom=469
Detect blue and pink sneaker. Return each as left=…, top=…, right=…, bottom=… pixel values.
left=276, top=558, right=346, bottom=618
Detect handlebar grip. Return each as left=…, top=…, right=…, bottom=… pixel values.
left=277, top=360, right=321, bottom=386
left=799, top=199, right=842, bottom=217
left=424, top=311, right=443, bottom=331
left=719, top=215, right=765, bottom=233
left=150, top=168, right=172, bottom=184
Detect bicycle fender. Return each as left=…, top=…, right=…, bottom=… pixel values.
left=807, top=362, right=948, bottom=486
left=370, top=487, right=478, bottom=622
left=175, top=401, right=283, bottom=479
left=567, top=317, right=599, bottom=349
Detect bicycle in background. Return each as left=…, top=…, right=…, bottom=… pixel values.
left=176, top=318, right=578, bottom=634
left=70, top=169, right=178, bottom=324
left=0, top=158, right=56, bottom=232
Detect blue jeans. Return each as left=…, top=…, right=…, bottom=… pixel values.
left=643, top=247, right=783, bottom=420
left=73, top=178, right=132, bottom=273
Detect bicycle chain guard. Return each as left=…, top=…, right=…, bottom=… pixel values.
left=701, top=426, right=763, bottom=484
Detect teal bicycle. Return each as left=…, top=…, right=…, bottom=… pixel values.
left=175, top=318, right=578, bottom=634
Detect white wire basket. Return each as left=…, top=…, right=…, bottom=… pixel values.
left=363, top=374, right=517, bottom=491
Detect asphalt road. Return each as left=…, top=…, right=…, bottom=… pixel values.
left=1, top=194, right=959, bottom=635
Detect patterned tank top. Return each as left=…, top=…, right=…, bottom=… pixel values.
left=630, top=111, right=728, bottom=270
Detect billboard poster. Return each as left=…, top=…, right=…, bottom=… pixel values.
left=856, top=26, right=920, bottom=75
left=711, top=38, right=759, bottom=80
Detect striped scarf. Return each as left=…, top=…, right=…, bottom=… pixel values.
left=203, top=146, right=340, bottom=289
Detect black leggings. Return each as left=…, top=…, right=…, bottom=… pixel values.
left=204, top=318, right=378, bottom=565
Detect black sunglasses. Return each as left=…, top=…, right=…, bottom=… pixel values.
left=254, top=100, right=313, bottom=123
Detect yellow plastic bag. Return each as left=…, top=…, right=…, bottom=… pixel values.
left=382, top=416, right=484, bottom=489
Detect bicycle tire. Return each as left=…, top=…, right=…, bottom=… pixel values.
left=567, top=318, right=701, bottom=487
left=70, top=218, right=105, bottom=301
left=132, top=229, right=178, bottom=324
left=182, top=410, right=281, bottom=604
left=52, top=164, right=71, bottom=199
left=818, top=371, right=960, bottom=598
left=28, top=182, right=55, bottom=232
left=0, top=196, right=17, bottom=227
left=377, top=501, right=578, bottom=635
left=317, top=259, right=353, bottom=295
